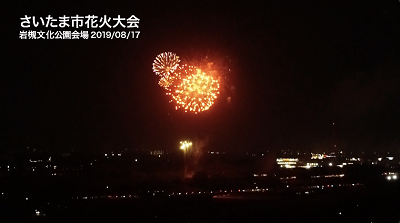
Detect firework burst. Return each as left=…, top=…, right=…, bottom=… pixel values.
left=152, top=52, right=227, bottom=113
left=181, top=53, right=234, bottom=98
left=152, top=52, right=180, bottom=78
left=167, top=66, right=220, bottom=114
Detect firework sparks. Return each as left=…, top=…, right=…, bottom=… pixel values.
left=152, top=52, right=224, bottom=113
left=152, top=52, right=180, bottom=78
left=180, top=54, right=234, bottom=102
left=158, top=71, right=180, bottom=89
left=181, top=54, right=231, bottom=83
left=167, top=66, right=220, bottom=114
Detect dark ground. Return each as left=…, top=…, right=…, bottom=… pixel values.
left=2, top=185, right=399, bottom=223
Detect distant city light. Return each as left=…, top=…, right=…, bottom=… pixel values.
left=276, top=158, right=298, bottom=168
left=311, top=153, right=325, bottom=159
left=329, top=163, right=333, bottom=166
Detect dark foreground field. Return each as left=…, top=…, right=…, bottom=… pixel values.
left=1, top=188, right=399, bottom=223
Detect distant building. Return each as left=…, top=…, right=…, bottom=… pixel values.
left=150, top=150, right=164, bottom=156
left=276, top=158, right=298, bottom=168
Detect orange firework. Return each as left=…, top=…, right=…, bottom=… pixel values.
left=181, top=54, right=234, bottom=102
left=152, top=52, right=224, bottom=113
left=167, top=65, right=220, bottom=114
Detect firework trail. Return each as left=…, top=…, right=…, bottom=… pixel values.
left=180, top=138, right=208, bottom=178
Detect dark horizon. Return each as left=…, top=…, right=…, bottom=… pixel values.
left=5, top=0, right=400, bottom=154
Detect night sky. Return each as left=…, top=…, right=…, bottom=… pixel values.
left=5, top=0, right=400, bottom=154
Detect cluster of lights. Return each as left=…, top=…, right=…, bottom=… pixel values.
left=180, top=141, right=192, bottom=150
left=152, top=52, right=220, bottom=114
left=150, top=150, right=164, bottom=156
left=276, top=158, right=298, bottom=168
left=311, top=153, right=336, bottom=159
left=311, top=153, right=326, bottom=159
left=71, top=183, right=365, bottom=201
left=253, top=174, right=268, bottom=177
left=384, top=172, right=398, bottom=180
left=301, top=163, right=319, bottom=169
left=104, top=153, right=122, bottom=157
left=73, top=194, right=140, bottom=200
left=311, top=174, right=345, bottom=178
left=279, top=176, right=297, bottom=180
left=34, top=209, right=45, bottom=217
left=276, top=158, right=298, bottom=164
